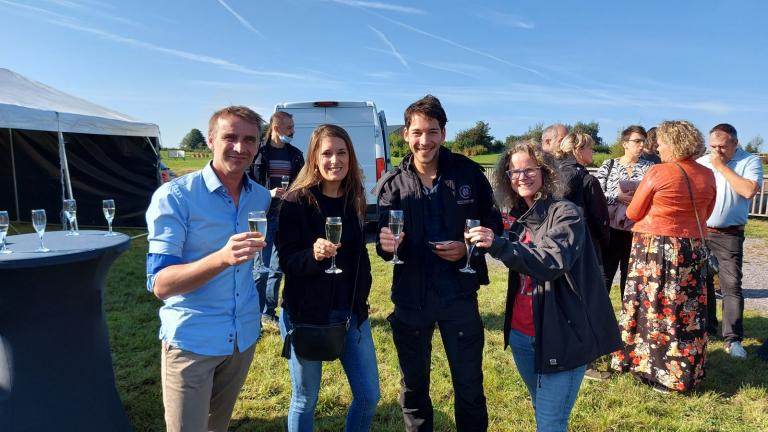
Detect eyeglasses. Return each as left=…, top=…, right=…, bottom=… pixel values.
left=625, top=138, right=647, bottom=145
left=505, top=166, right=541, bottom=179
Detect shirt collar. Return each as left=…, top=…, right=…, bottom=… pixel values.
left=201, top=161, right=252, bottom=194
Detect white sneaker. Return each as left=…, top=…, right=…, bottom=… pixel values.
left=725, top=341, right=747, bottom=359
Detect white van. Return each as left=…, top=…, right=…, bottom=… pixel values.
left=273, top=101, right=393, bottom=221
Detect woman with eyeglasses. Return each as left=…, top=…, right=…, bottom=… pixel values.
left=596, top=125, right=653, bottom=298
left=466, top=141, right=621, bottom=432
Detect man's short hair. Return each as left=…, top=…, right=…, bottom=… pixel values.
left=404, top=95, right=447, bottom=129
left=620, top=125, right=647, bottom=141
left=709, top=123, right=738, bottom=140
left=208, top=106, right=264, bottom=137
left=542, top=123, right=568, bottom=142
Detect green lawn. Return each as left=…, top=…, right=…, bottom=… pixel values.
left=98, top=234, right=768, bottom=431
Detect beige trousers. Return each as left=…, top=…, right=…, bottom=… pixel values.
left=161, top=341, right=256, bottom=432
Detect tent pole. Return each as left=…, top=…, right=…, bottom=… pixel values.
left=57, top=112, right=76, bottom=230
left=9, top=129, right=21, bottom=221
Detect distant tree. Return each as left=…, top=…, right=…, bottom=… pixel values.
left=505, top=123, right=544, bottom=147
left=453, top=121, right=494, bottom=155
left=570, top=121, right=603, bottom=146
left=180, top=128, right=206, bottom=150
left=389, top=132, right=408, bottom=158
left=745, top=135, right=764, bottom=153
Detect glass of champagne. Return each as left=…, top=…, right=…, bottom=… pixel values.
left=31, top=209, right=50, bottom=252
left=389, top=210, right=404, bottom=264
left=249, top=211, right=269, bottom=273
left=103, top=199, right=116, bottom=236
left=281, top=175, right=290, bottom=190
left=325, top=216, right=343, bottom=274
left=460, top=219, right=481, bottom=273
left=0, top=210, right=11, bottom=254
left=63, top=199, right=79, bottom=236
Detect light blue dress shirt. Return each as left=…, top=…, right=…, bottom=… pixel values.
left=145, top=162, right=271, bottom=356
left=697, top=148, right=764, bottom=228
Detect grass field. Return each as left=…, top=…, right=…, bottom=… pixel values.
left=92, top=229, right=768, bottom=431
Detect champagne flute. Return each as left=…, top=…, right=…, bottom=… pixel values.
left=31, top=209, right=50, bottom=252
left=281, top=175, right=290, bottom=190
left=103, top=199, right=116, bottom=236
left=460, top=219, right=481, bottom=273
left=249, top=211, right=269, bottom=273
left=325, top=216, right=343, bottom=274
left=0, top=210, right=11, bottom=254
left=389, top=210, right=404, bottom=264
left=63, top=199, right=79, bottom=236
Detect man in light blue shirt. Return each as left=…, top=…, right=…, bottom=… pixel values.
left=697, top=123, right=764, bottom=359
left=146, top=106, right=270, bottom=431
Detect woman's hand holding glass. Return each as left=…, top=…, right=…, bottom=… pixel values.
left=312, top=238, right=339, bottom=262
left=465, top=226, right=495, bottom=249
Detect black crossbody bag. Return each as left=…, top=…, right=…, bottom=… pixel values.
left=674, top=163, right=720, bottom=275
left=281, top=220, right=363, bottom=362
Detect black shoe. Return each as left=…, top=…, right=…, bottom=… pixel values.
left=584, top=367, right=611, bottom=381
left=757, top=340, right=768, bottom=361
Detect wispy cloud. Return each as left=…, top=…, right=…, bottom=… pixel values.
left=330, top=0, right=426, bottom=15
left=475, top=10, right=535, bottom=29
left=215, top=0, right=263, bottom=36
left=368, top=25, right=408, bottom=68
left=40, top=0, right=140, bottom=26
left=418, top=62, right=488, bottom=79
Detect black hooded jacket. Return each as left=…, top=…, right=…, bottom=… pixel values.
left=488, top=197, right=622, bottom=373
left=558, top=157, right=610, bottom=258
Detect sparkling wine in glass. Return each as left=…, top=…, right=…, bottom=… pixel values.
left=460, top=219, right=481, bottom=273
left=0, top=210, right=11, bottom=254
left=103, top=199, right=116, bottom=236
left=389, top=210, right=404, bottom=264
left=31, top=209, right=50, bottom=252
left=63, top=199, right=79, bottom=236
left=248, top=211, right=269, bottom=273
left=281, top=175, right=290, bottom=190
left=325, top=216, right=343, bottom=274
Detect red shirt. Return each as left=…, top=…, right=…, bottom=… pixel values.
left=510, top=230, right=535, bottom=336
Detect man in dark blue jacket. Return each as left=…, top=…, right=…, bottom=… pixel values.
left=248, top=111, right=304, bottom=326
left=376, top=95, right=501, bottom=432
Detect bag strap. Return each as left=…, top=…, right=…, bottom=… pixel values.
left=673, top=163, right=706, bottom=240
left=602, top=158, right=615, bottom=191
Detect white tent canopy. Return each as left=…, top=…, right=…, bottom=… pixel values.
left=0, top=68, right=159, bottom=137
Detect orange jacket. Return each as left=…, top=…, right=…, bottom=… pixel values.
left=627, top=160, right=716, bottom=238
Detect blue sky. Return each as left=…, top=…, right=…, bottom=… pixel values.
left=2, top=0, right=767, bottom=148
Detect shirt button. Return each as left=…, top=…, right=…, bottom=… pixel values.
left=236, top=293, right=240, bottom=296
left=236, top=269, right=240, bottom=273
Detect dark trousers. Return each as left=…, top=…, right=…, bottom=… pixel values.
left=706, top=230, right=745, bottom=343
left=389, top=296, right=488, bottom=432
left=603, top=228, right=634, bottom=297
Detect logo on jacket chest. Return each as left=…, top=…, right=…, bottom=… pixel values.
left=457, top=184, right=474, bottom=205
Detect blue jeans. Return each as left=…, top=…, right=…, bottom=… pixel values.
left=255, top=213, right=283, bottom=318
left=507, top=329, right=586, bottom=432
left=280, top=309, right=381, bottom=432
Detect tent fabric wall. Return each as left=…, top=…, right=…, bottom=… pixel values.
left=0, top=128, right=17, bottom=220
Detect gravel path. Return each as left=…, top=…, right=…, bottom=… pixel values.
left=740, top=237, right=768, bottom=315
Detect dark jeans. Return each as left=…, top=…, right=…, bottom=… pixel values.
left=389, top=294, right=488, bottom=432
left=706, top=230, right=745, bottom=343
left=603, top=228, right=633, bottom=297
left=255, top=213, right=283, bottom=319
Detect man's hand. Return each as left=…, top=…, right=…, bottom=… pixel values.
left=379, top=227, right=405, bottom=254
left=270, top=187, right=287, bottom=199
left=432, top=240, right=467, bottom=262
left=217, top=232, right=265, bottom=266
left=710, top=152, right=727, bottom=171
left=313, top=238, right=340, bottom=262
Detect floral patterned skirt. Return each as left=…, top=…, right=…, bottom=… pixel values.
left=611, top=232, right=708, bottom=392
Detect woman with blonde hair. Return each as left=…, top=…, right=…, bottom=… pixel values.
left=277, top=124, right=379, bottom=430
left=611, top=120, right=716, bottom=393
left=466, top=141, right=621, bottom=431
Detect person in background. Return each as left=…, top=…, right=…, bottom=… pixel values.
left=249, top=111, right=305, bottom=327
left=596, top=126, right=653, bottom=297
left=466, top=140, right=621, bottom=431
left=376, top=95, right=502, bottom=431
left=145, top=106, right=270, bottom=431
left=541, top=123, right=569, bottom=154
left=554, top=132, right=612, bottom=381
left=641, top=127, right=662, bottom=164
left=612, top=120, right=716, bottom=393
left=698, top=123, right=764, bottom=358
left=278, top=124, right=379, bottom=431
